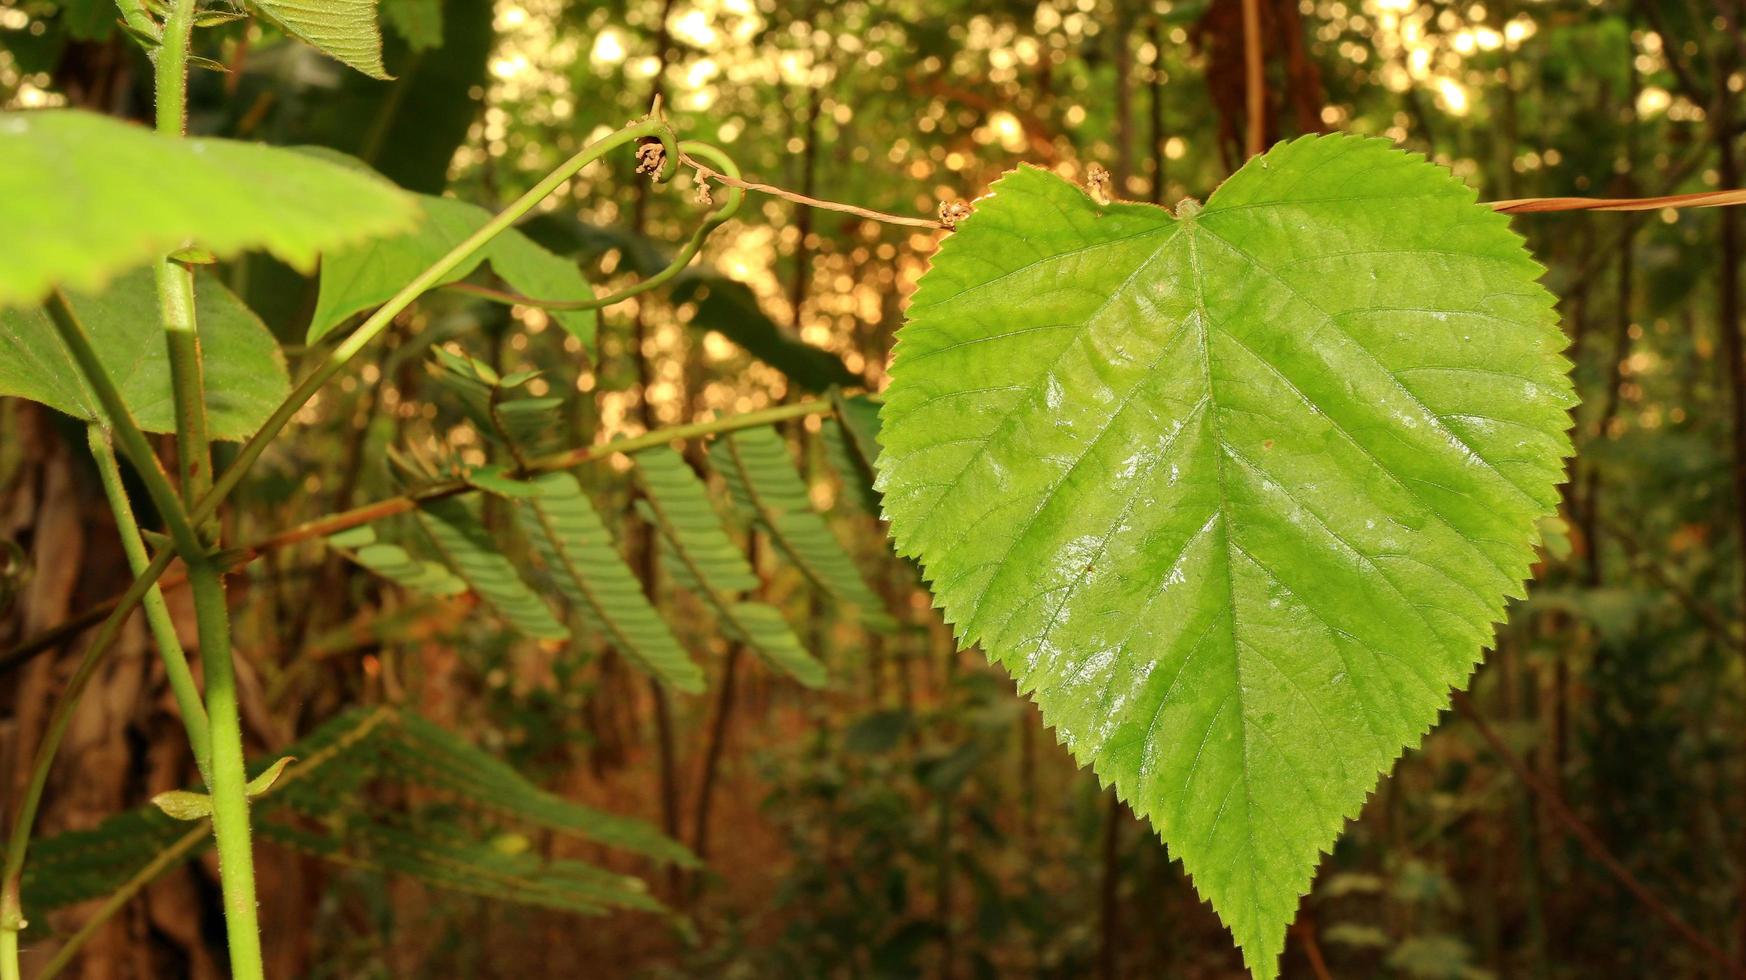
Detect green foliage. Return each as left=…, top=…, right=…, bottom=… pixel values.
left=516, top=471, right=707, bottom=693
left=380, top=0, right=442, bottom=51
left=22, top=708, right=688, bottom=919
left=636, top=447, right=826, bottom=687
left=309, top=192, right=597, bottom=349
left=0, top=110, right=415, bottom=308
left=875, top=136, right=1575, bottom=976
left=415, top=495, right=570, bottom=641
left=328, top=524, right=467, bottom=597
left=248, top=0, right=390, bottom=79
left=0, top=267, right=290, bottom=439
left=709, top=425, right=894, bottom=628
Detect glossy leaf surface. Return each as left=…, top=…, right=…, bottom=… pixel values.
left=875, top=136, right=1574, bottom=976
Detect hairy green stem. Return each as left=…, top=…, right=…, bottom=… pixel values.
left=42, top=290, right=203, bottom=560
left=86, top=425, right=212, bottom=780
left=188, top=562, right=263, bottom=979
left=153, top=0, right=196, bottom=136
left=159, top=264, right=211, bottom=516
left=152, top=0, right=213, bottom=519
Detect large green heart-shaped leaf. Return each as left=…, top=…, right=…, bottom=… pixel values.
left=0, top=267, right=290, bottom=439
left=0, top=110, right=416, bottom=308
left=875, top=135, right=1574, bottom=977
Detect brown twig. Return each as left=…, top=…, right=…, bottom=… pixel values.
left=1490, top=188, right=1746, bottom=214
left=0, top=399, right=838, bottom=677
left=1240, top=0, right=1265, bottom=159
left=678, top=149, right=945, bottom=229
left=1452, top=690, right=1742, bottom=977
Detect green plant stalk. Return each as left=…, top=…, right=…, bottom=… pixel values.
left=152, top=0, right=214, bottom=520
left=153, top=0, right=196, bottom=137
left=188, top=561, right=263, bottom=979
left=86, top=425, right=212, bottom=780
left=42, top=291, right=204, bottom=561
left=159, top=264, right=211, bottom=515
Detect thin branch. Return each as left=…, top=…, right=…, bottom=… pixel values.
left=1240, top=0, right=1265, bottom=158
left=678, top=148, right=945, bottom=229
left=0, top=398, right=841, bottom=676
left=1491, top=188, right=1746, bottom=214
left=1452, top=691, right=1742, bottom=977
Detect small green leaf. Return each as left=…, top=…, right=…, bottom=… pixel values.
left=0, top=110, right=416, bottom=307
left=327, top=524, right=467, bottom=597
left=151, top=790, right=212, bottom=821
left=245, top=755, right=296, bottom=798
left=0, top=267, right=291, bottom=439
left=169, top=244, right=217, bottom=265
left=248, top=0, right=390, bottom=79
left=193, top=8, right=249, bottom=27
left=466, top=465, right=544, bottom=498
left=876, top=136, right=1574, bottom=977
left=185, top=54, right=230, bottom=72
left=118, top=20, right=162, bottom=49
left=309, top=191, right=597, bottom=350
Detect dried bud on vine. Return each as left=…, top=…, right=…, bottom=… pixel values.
left=937, top=200, right=972, bottom=229
left=635, top=140, right=666, bottom=177
left=1085, top=163, right=1112, bottom=205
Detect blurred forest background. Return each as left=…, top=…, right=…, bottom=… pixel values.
left=2, top=0, right=1745, bottom=976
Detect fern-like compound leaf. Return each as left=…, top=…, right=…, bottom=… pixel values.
left=875, top=135, right=1574, bottom=977
left=415, top=495, right=569, bottom=641
left=709, top=427, right=894, bottom=628
left=635, top=449, right=825, bottom=688
left=515, top=471, right=706, bottom=693
left=23, top=708, right=693, bottom=926
left=328, top=524, right=467, bottom=597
